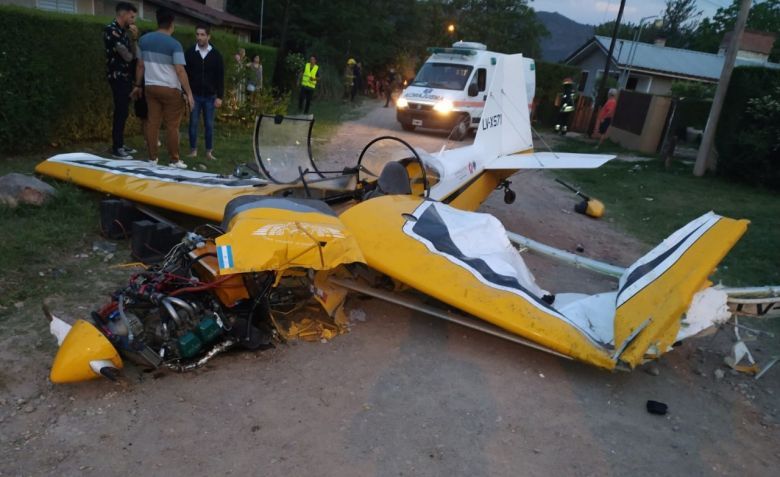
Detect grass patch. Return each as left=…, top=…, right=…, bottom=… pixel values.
left=554, top=153, right=780, bottom=286
left=0, top=180, right=101, bottom=308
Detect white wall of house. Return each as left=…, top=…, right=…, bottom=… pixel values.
left=647, top=76, right=674, bottom=95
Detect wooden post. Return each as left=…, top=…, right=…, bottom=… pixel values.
left=693, top=0, right=752, bottom=177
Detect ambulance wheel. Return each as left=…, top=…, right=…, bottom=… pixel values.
left=401, top=122, right=416, bottom=132
left=451, top=117, right=469, bottom=141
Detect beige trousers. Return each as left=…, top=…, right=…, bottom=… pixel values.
left=145, top=85, right=185, bottom=163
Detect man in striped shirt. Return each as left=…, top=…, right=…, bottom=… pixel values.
left=132, top=9, right=194, bottom=169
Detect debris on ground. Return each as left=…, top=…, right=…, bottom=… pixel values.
left=92, top=240, right=118, bottom=255
left=349, top=308, right=367, bottom=322
left=644, top=364, right=660, bottom=376
left=646, top=400, right=668, bottom=415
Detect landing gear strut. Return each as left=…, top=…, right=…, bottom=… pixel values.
left=498, top=180, right=516, bottom=204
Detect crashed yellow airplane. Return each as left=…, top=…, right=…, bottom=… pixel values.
left=36, top=55, right=747, bottom=382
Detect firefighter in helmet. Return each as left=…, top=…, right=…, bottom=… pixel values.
left=554, top=77, right=576, bottom=135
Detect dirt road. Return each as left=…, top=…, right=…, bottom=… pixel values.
left=1, top=102, right=778, bottom=476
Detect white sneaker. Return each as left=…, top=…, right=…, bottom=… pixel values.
left=148, top=158, right=158, bottom=165
left=120, top=146, right=138, bottom=155
left=170, top=160, right=188, bottom=169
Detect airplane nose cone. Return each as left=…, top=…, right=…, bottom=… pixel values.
left=50, top=320, right=123, bottom=383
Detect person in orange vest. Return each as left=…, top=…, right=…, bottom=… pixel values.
left=595, top=88, right=618, bottom=149
left=298, top=55, right=320, bottom=115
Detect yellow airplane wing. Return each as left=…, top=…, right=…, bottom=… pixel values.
left=35, top=153, right=264, bottom=221
left=339, top=196, right=747, bottom=369
left=340, top=195, right=616, bottom=369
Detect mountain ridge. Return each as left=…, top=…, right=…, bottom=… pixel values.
left=536, top=11, right=595, bottom=63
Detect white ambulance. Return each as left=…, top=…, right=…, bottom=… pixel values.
left=396, top=41, right=536, bottom=140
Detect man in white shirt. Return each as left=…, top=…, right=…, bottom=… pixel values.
left=184, top=24, right=224, bottom=161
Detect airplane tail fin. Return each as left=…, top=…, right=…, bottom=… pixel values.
left=611, top=212, right=749, bottom=367
left=473, top=54, right=533, bottom=159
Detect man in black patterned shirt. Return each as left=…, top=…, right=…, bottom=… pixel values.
left=104, top=2, right=139, bottom=159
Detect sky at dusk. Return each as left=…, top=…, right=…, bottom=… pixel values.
left=530, top=0, right=723, bottom=26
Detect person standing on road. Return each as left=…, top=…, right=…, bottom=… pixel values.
left=384, top=67, right=398, bottom=108
left=184, top=24, right=224, bottom=161
left=351, top=61, right=362, bottom=102
left=595, top=88, right=618, bottom=149
left=104, top=2, right=139, bottom=159
left=298, top=55, right=319, bottom=115
left=133, top=9, right=194, bottom=168
left=343, top=58, right=356, bottom=101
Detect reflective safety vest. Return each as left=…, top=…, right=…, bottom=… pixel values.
left=301, top=63, right=319, bottom=89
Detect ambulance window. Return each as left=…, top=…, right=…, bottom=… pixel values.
left=477, top=68, right=487, bottom=91
left=412, top=63, right=473, bottom=91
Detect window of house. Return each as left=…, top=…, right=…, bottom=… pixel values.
left=37, top=0, right=76, bottom=13
left=626, top=77, right=639, bottom=91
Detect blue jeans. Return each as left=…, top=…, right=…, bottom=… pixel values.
left=189, top=95, right=216, bottom=150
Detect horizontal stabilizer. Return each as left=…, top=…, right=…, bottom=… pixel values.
left=485, top=152, right=615, bottom=170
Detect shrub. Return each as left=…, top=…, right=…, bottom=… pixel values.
left=671, top=99, right=711, bottom=140
left=0, top=6, right=275, bottom=153
left=716, top=66, right=780, bottom=189
left=670, top=81, right=715, bottom=100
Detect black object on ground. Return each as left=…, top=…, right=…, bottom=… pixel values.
left=100, top=199, right=144, bottom=238
left=646, top=400, right=668, bottom=415
left=131, top=219, right=185, bottom=264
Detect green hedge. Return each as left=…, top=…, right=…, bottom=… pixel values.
left=716, top=66, right=780, bottom=189
left=672, top=99, right=711, bottom=140
left=533, top=61, right=581, bottom=127
left=0, top=6, right=275, bottom=152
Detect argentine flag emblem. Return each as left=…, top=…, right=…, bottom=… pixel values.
left=217, top=245, right=234, bottom=270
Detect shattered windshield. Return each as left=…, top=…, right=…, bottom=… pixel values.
left=411, top=63, right=473, bottom=91
left=254, top=115, right=318, bottom=184
left=359, top=139, right=416, bottom=178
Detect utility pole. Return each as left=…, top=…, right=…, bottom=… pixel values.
left=588, top=0, right=626, bottom=137
left=259, top=0, right=265, bottom=44
left=694, top=0, right=752, bottom=176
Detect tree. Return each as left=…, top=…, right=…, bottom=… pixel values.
left=226, top=0, right=547, bottom=70
left=452, top=0, right=548, bottom=57
left=688, top=0, right=780, bottom=61
left=660, top=0, right=701, bottom=47
left=595, top=20, right=639, bottom=41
